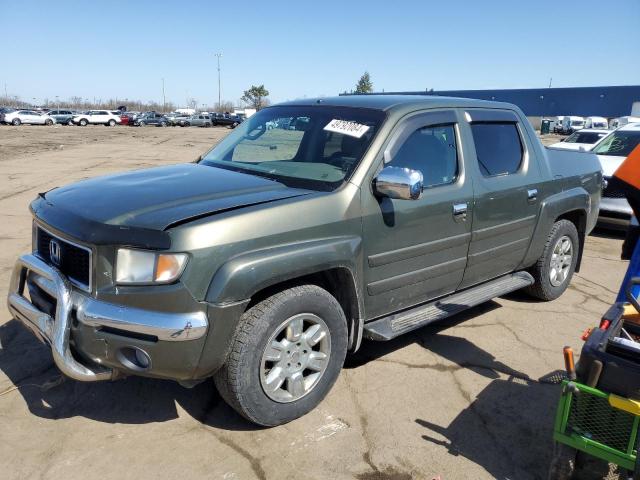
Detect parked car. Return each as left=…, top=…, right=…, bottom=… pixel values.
left=1, top=109, right=55, bottom=126
left=553, top=116, right=566, bottom=133
left=7, top=95, right=601, bottom=426
left=584, top=116, right=609, bottom=129
left=609, top=116, right=640, bottom=129
left=0, top=107, right=16, bottom=124
left=548, top=129, right=610, bottom=151
left=560, top=116, right=585, bottom=134
left=135, top=112, right=170, bottom=127
left=73, top=110, right=122, bottom=126
left=178, top=114, right=212, bottom=127
left=212, top=113, right=243, bottom=128
left=47, top=110, right=76, bottom=126
left=589, top=123, right=640, bottom=228
left=165, top=113, right=190, bottom=126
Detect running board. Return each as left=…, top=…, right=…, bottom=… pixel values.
left=363, top=271, right=534, bottom=341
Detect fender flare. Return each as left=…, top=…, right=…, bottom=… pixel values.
left=521, top=187, right=591, bottom=269
left=205, top=236, right=365, bottom=351
left=206, top=236, right=363, bottom=304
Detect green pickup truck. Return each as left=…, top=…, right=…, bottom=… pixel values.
left=7, top=95, right=602, bottom=426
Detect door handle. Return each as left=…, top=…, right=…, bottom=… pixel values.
left=527, top=189, right=538, bottom=201
left=453, top=203, right=468, bottom=220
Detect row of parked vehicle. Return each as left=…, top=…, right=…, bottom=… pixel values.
left=0, top=107, right=245, bottom=128
left=549, top=115, right=640, bottom=135
left=548, top=122, right=640, bottom=229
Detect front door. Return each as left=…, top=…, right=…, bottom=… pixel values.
left=362, top=110, right=473, bottom=319
left=458, top=108, right=543, bottom=289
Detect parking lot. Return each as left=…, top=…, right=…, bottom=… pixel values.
left=0, top=126, right=629, bottom=479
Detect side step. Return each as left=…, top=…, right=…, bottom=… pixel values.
left=363, top=271, right=534, bottom=341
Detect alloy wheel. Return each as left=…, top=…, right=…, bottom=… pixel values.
left=549, top=235, right=573, bottom=287
left=260, top=313, right=331, bottom=403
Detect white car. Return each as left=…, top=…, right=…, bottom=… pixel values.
left=1, top=109, right=56, bottom=126
left=548, top=129, right=610, bottom=151
left=591, top=124, right=640, bottom=228
left=585, top=116, right=608, bottom=129
left=560, top=116, right=585, bottom=134
left=73, top=110, right=122, bottom=126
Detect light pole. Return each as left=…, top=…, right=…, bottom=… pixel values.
left=214, top=52, right=222, bottom=109
left=162, top=78, right=166, bottom=112
left=55, top=96, right=59, bottom=111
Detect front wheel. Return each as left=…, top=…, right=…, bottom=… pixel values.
left=138, top=121, right=145, bottom=127
left=12, top=118, right=21, bottom=126
left=214, top=285, right=348, bottom=426
left=526, top=219, right=579, bottom=301
left=67, top=119, right=74, bottom=126
left=45, top=119, right=53, bottom=126
left=108, top=119, right=116, bottom=126
left=79, top=119, right=88, bottom=126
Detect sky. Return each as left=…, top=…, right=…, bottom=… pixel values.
left=1, top=0, right=639, bottom=108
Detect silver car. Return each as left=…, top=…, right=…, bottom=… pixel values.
left=2, top=109, right=56, bottom=126
left=179, top=114, right=212, bottom=127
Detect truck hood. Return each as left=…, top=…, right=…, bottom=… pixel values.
left=40, top=163, right=313, bottom=231
left=595, top=154, right=625, bottom=177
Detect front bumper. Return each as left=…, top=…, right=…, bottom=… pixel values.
left=7, top=254, right=209, bottom=382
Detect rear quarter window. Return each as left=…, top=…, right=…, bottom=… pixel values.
left=470, top=122, right=523, bottom=177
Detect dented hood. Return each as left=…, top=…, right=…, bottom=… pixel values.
left=39, top=163, right=313, bottom=231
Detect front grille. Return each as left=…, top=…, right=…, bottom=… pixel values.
left=603, top=177, right=628, bottom=199
left=37, top=227, right=92, bottom=290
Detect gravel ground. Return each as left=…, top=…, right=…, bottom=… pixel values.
left=0, top=126, right=628, bottom=479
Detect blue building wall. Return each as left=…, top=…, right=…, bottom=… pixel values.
left=369, top=86, right=640, bottom=117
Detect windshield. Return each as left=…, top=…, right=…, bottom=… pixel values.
left=571, top=120, right=585, bottom=126
left=592, top=131, right=640, bottom=157
left=200, top=105, right=385, bottom=191
left=565, top=131, right=608, bottom=144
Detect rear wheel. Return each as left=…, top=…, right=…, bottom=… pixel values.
left=526, top=219, right=579, bottom=301
left=108, top=119, right=116, bottom=126
left=67, top=119, right=74, bottom=126
left=138, top=121, right=145, bottom=127
left=214, top=285, right=348, bottom=426
left=79, top=119, right=88, bottom=126
left=160, top=121, right=167, bottom=127
left=44, top=119, right=53, bottom=126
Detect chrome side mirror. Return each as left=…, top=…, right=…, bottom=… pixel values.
left=373, top=166, right=423, bottom=200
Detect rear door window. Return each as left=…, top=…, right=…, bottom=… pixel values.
left=470, top=123, right=523, bottom=177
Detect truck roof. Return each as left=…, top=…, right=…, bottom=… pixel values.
left=277, top=94, right=518, bottom=114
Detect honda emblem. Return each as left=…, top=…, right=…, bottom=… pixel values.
left=49, top=239, right=62, bottom=267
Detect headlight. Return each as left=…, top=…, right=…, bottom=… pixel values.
left=116, top=248, right=188, bottom=284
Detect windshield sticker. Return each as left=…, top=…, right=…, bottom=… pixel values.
left=324, top=119, right=370, bottom=138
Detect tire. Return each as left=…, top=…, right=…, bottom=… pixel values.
left=12, top=118, right=21, bottom=126
left=138, top=121, right=145, bottom=127
left=45, top=119, right=53, bottom=126
left=232, top=122, right=239, bottom=128
left=547, top=443, right=576, bottom=480
left=182, top=122, right=190, bottom=127
left=108, top=119, right=116, bottom=127
left=214, top=285, right=348, bottom=426
left=526, top=219, right=579, bottom=301
left=67, top=119, right=74, bottom=126
left=79, top=119, right=88, bottom=126
left=160, top=121, right=167, bottom=127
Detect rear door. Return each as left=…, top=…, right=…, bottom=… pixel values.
left=361, top=110, right=473, bottom=318
left=459, top=109, right=543, bottom=288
